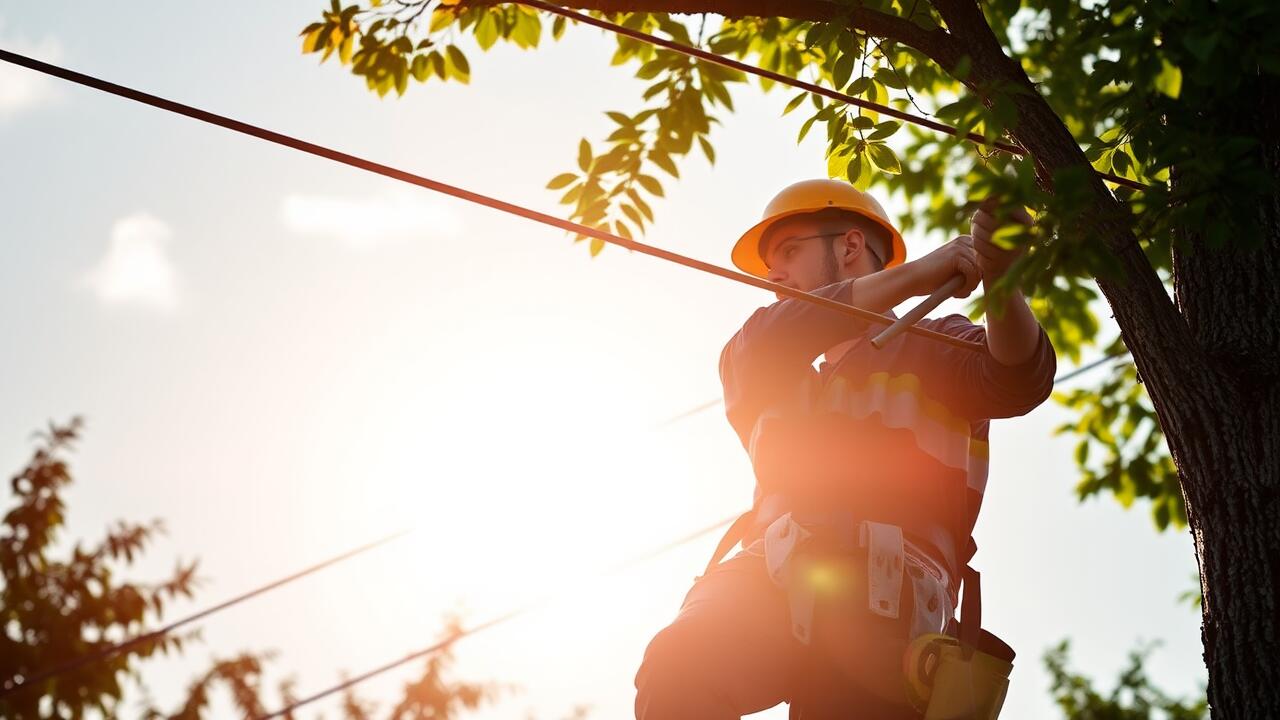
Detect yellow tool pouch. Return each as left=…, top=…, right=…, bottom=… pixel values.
left=903, top=631, right=1014, bottom=720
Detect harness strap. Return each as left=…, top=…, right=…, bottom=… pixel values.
left=959, top=565, right=982, bottom=660
left=700, top=509, right=755, bottom=578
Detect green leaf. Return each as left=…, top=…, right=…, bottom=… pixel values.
left=782, top=91, right=808, bottom=116
left=546, top=173, right=577, bottom=190
left=475, top=12, right=499, bottom=50
left=846, top=152, right=864, bottom=185
left=649, top=151, right=680, bottom=178
left=1111, top=149, right=1132, bottom=175
left=847, top=76, right=873, bottom=96
left=410, top=55, right=430, bottom=82
left=827, top=149, right=853, bottom=179
left=428, top=51, right=446, bottom=80
left=1155, top=59, right=1182, bottom=98
left=636, top=174, right=664, bottom=197
left=850, top=115, right=874, bottom=130
left=832, top=52, right=855, bottom=91
left=577, top=139, right=593, bottom=172
left=621, top=203, right=644, bottom=228
left=798, top=114, right=819, bottom=143
left=446, top=44, right=470, bottom=82
left=698, top=135, right=716, bottom=165
left=874, top=66, right=906, bottom=89
left=868, top=120, right=900, bottom=141
left=866, top=143, right=901, bottom=174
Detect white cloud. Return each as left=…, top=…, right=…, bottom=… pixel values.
left=0, top=20, right=64, bottom=120
left=84, top=213, right=180, bottom=313
left=279, top=188, right=462, bottom=250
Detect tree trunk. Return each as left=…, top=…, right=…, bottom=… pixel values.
left=1169, top=72, right=1280, bottom=718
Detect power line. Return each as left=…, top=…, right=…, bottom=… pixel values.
left=1051, top=347, right=1130, bottom=384
left=0, top=529, right=408, bottom=701
left=0, top=48, right=983, bottom=355
left=256, top=514, right=738, bottom=719
left=517, top=0, right=1152, bottom=192
left=657, top=347, right=1134, bottom=426
left=255, top=351, right=1135, bottom=715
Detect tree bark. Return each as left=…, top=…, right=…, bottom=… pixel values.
left=1168, top=71, right=1280, bottom=718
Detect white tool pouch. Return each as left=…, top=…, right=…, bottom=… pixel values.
left=860, top=521, right=905, bottom=620
left=764, top=513, right=816, bottom=644
left=903, top=546, right=953, bottom=641
left=765, top=514, right=955, bottom=646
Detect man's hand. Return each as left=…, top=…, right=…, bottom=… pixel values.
left=971, top=197, right=1034, bottom=285
left=914, top=235, right=982, bottom=299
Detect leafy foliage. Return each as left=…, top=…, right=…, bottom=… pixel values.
left=0, top=420, right=547, bottom=720
left=1045, top=640, right=1207, bottom=720
left=300, top=0, right=1280, bottom=531
left=1055, top=346, right=1184, bottom=531
left=0, top=418, right=199, bottom=719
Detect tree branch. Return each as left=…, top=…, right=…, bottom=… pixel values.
left=471, top=0, right=963, bottom=68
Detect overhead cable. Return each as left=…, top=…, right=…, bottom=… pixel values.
left=0, top=529, right=408, bottom=701
left=0, top=48, right=983, bottom=354
left=516, top=0, right=1151, bottom=192
left=255, top=514, right=738, bottom=719
left=1050, top=347, right=1130, bottom=384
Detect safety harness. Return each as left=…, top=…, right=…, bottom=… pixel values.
left=701, top=497, right=1014, bottom=719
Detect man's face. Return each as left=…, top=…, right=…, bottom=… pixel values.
left=760, top=215, right=850, bottom=296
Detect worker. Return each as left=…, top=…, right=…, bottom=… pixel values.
left=633, top=179, right=1056, bottom=719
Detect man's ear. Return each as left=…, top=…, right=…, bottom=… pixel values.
left=837, top=227, right=867, bottom=269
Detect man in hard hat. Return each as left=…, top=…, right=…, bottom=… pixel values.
left=634, top=179, right=1056, bottom=719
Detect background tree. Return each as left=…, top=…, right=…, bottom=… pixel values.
left=301, top=0, right=1279, bottom=716
left=0, top=419, right=532, bottom=719
left=1047, top=641, right=1208, bottom=720
left=0, top=417, right=199, bottom=718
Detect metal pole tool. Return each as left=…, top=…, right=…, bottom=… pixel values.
left=871, top=275, right=965, bottom=349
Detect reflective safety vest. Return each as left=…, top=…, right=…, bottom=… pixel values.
left=711, top=279, right=1056, bottom=594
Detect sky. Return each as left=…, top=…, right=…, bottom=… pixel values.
left=0, top=3, right=1205, bottom=719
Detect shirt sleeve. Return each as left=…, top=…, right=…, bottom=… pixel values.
left=719, top=278, right=870, bottom=446
left=920, top=314, right=1057, bottom=420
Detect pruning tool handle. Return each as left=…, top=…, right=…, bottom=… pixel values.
left=871, top=275, right=966, bottom=349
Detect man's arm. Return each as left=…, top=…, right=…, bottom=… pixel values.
left=722, top=235, right=984, bottom=382
left=971, top=199, right=1045, bottom=366
left=984, top=288, right=1043, bottom=366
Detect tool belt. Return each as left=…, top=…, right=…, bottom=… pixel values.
left=757, top=512, right=954, bottom=647
left=702, top=508, right=1015, bottom=719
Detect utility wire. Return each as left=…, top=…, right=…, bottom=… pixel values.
left=256, top=514, right=738, bottom=719
left=1051, top=347, right=1130, bottom=384
left=0, top=27, right=1139, bottom=713
left=0, top=48, right=983, bottom=354
left=657, top=347, right=1134, bottom=427
left=517, top=0, right=1151, bottom=192
left=0, top=529, right=409, bottom=700
left=264, top=348, right=1136, bottom=715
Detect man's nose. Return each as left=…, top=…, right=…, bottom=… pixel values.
left=766, top=266, right=787, bottom=284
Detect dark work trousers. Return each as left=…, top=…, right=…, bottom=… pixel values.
left=634, top=549, right=922, bottom=720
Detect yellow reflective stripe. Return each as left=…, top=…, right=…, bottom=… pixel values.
left=819, top=373, right=976, bottom=476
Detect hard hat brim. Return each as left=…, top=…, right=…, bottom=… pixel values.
left=732, top=207, right=907, bottom=278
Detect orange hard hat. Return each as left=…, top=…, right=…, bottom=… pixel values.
left=732, top=179, right=906, bottom=277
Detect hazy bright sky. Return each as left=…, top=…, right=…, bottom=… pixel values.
left=1, top=3, right=1204, bottom=718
